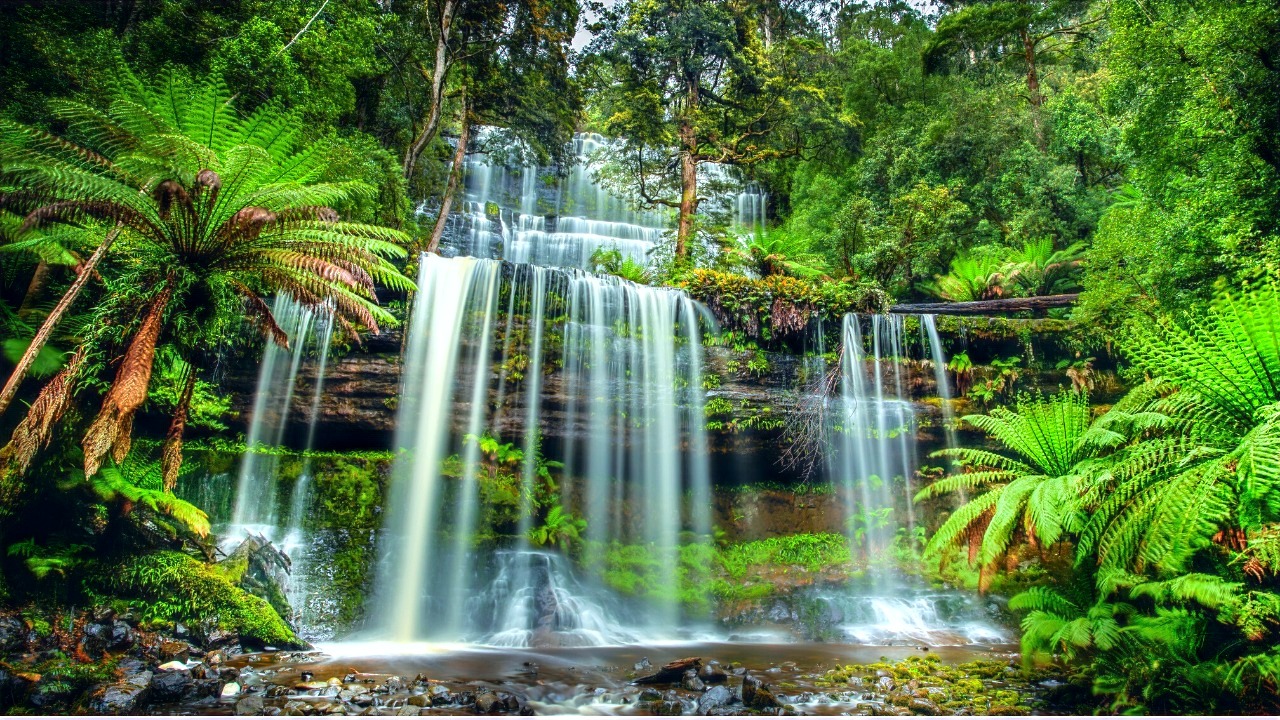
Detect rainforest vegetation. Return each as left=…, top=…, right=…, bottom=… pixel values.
left=0, top=0, right=1278, bottom=715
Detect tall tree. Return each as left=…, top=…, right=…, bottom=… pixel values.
left=589, top=0, right=809, bottom=261
left=923, top=0, right=1097, bottom=147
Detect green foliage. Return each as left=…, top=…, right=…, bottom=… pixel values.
left=919, top=391, right=1121, bottom=574
left=85, top=550, right=299, bottom=646
left=721, top=533, right=852, bottom=577
left=589, top=246, right=649, bottom=284
left=528, top=505, right=586, bottom=552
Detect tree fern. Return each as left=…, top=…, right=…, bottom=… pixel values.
left=918, top=391, right=1117, bottom=569
left=0, top=67, right=415, bottom=479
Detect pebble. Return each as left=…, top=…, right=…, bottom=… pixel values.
left=221, top=681, right=241, bottom=698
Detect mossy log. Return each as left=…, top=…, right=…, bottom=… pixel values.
left=890, top=294, right=1079, bottom=315
left=634, top=657, right=702, bottom=684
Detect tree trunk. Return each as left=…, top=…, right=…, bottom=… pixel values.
left=17, top=261, right=51, bottom=319
left=0, top=225, right=121, bottom=419
left=427, top=91, right=471, bottom=254
left=402, top=0, right=458, bottom=180
left=676, top=79, right=700, bottom=261
left=161, top=369, right=195, bottom=492
left=82, top=280, right=174, bottom=478
left=0, top=350, right=85, bottom=498
left=1021, top=29, right=1045, bottom=149
left=890, top=293, right=1079, bottom=316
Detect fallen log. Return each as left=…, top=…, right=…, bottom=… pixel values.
left=889, top=293, right=1079, bottom=316
left=633, top=657, right=702, bottom=684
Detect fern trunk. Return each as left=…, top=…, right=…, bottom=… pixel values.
left=82, top=279, right=175, bottom=478
left=0, top=224, right=120, bottom=419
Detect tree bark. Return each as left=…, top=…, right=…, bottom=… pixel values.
left=0, top=225, right=121, bottom=419
left=676, top=78, right=700, bottom=261
left=402, top=0, right=459, bottom=180
left=82, top=280, right=174, bottom=478
left=161, top=369, right=195, bottom=492
left=17, top=261, right=51, bottom=319
left=427, top=91, right=471, bottom=254
left=1021, top=29, right=1046, bottom=149
left=890, top=293, right=1079, bottom=316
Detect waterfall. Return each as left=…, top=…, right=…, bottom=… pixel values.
left=437, top=132, right=668, bottom=269
left=832, top=315, right=919, bottom=582
left=372, top=254, right=710, bottom=646
left=735, top=182, right=768, bottom=238
left=228, top=296, right=328, bottom=541
left=922, top=315, right=960, bottom=465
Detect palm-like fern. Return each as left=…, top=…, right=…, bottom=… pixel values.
left=917, top=392, right=1123, bottom=575
left=0, top=69, right=415, bottom=479
left=1078, top=275, right=1280, bottom=575
left=925, top=251, right=1007, bottom=302
left=1004, top=237, right=1086, bottom=296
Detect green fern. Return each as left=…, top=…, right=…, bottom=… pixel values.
left=919, top=391, right=1119, bottom=567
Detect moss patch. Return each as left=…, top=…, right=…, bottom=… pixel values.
left=82, top=551, right=300, bottom=648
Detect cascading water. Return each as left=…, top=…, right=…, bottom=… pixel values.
left=372, top=254, right=710, bottom=646
left=215, top=295, right=334, bottom=637
left=922, top=314, right=960, bottom=465
left=440, top=132, right=668, bottom=268
left=832, top=314, right=918, bottom=575
left=228, top=296, right=328, bottom=542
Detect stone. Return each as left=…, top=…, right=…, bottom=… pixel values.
left=160, top=640, right=191, bottom=661
left=406, top=694, right=428, bottom=707
left=637, top=687, right=662, bottom=703
left=148, top=669, right=192, bottom=703
left=222, top=681, right=242, bottom=697
left=395, top=705, right=420, bottom=716
left=699, top=661, right=728, bottom=684
left=85, top=679, right=148, bottom=715
left=236, top=695, right=266, bottom=715
left=697, top=684, right=732, bottom=714
left=157, top=660, right=189, bottom=672
left=474, top=691, right=501, bottom=714
left=681, top=669, right=705, bottom=692
left=741, top=674, right=783, bottom=710
left=878, top=676, right=895, bottom=693
left=909, top=698, right=944, bottom=715
left=428, top=684, right=452, bottom=706
left=0, top=616, right=25, bottom=653
left=283, top=700, right=309, bottom=716
left=206, top=649, right=228, bottom=666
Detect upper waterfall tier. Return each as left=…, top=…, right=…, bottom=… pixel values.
left=431, top=131, right=767, bottom=270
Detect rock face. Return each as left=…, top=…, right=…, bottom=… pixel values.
left=0, top=616, right=25, bottom=654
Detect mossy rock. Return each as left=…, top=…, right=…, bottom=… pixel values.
left=82, top=551, right=302, bottom=648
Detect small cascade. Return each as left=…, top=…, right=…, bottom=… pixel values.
left=815, top=582, right=1010, bottom=646
left=442, top=132, right=668, bottom=269
left=475, top=550, right=637, bottom=648
left=831, top=314, right=918, bottom=577
left=217, top=295, right=334, bottom=638
left=228, top=296, right=320, bottom=541
left=922, top=315, right=960, bottom=469
left=735, top=182, right=768, bottom=238
left=372, top=254, right=709, bottom=646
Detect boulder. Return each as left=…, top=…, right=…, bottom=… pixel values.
left=909, top=698, right=944, bottom=715
left=699, top=661, right=728, bottom=684
left=0, top=616, right=26, bottom=653
left=697, top=684, right=733, bottom=714
left=428, top=684, right=452, bottom=706
left=235, top=695, right=266, bottom=715
left=474, top=690, right=501, bottom=714
left=681, top=669, right=705, bottom=692
left=741, top=674, right=782, bottom=710
left=148, top=669, right=192, bottom=703
left=85, top=683, right=147, bottom=714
